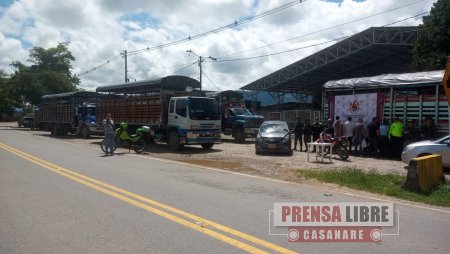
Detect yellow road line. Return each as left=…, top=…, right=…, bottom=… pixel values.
left=0, top=143, right=298, bottom=254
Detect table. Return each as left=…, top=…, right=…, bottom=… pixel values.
left=307, top=142, right=333, bottom=163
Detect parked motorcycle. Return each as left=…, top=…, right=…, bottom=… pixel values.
left=101, top=122, right=150, bottom=154
left=315, top=132, right=350, bottom=160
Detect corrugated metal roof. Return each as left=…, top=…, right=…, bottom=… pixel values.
left=323, top=70, right=444, bottom=89
left=41, top=91, right=100, bottom=100
left=96, top=75, right=200, bottom=93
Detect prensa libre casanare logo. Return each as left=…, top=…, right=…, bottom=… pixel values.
left=349, top=100, right=360, bottom=113
left=272, top=202, right=396, bottom=243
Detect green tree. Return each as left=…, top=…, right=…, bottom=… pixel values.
left=0, top=69, right=16, bottom=120
left=412, top=0, right=450, bottom=71
left=9, top=42, right=80, bottom=105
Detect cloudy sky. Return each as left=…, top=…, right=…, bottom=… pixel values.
left=0, top=0, right=436, bottom=91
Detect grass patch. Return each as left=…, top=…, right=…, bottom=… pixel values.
left=297, top=167, right=450, bottom=207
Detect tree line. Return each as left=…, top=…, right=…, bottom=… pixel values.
left=0, top=0, right=449, bottom=118
left=0, top=42, right=80, bottom=118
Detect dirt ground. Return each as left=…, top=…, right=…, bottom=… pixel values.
left=7, top=123, right=411, bottom=183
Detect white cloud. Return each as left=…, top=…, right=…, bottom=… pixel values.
left=0, top=0, right=438, bottom=91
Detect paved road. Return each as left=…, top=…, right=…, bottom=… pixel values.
left=1, top=125, right=450, bottom=254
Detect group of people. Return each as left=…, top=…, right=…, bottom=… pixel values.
left=292, top=116, right=439, bottom=159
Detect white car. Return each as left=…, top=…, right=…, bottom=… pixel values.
left=401, top=135, right=450, bottom=167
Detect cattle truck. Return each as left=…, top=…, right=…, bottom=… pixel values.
left=208, top=90, right=264, bottom=143
left=96, top=75, right=221, bottom=150
left=38, top=91, right=104, bottom=138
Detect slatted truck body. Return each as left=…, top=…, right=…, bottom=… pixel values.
left=38, top=91, right=104, bottom=138
left=96, top=76, right=221, bottom=150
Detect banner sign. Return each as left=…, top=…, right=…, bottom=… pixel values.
left=334, top=93, right=377, bottom=124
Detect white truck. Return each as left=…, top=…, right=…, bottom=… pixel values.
left=96, top=75, right=221, bottom=150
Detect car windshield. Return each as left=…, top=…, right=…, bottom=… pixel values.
left=188, top=98, right=220, bottom=120
left=231, top=108, right=252, bottom=116
left=260, top=123, right=289, bottom=133
left=435, top=135, right=450, bottom=143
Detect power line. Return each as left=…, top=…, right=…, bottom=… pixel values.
left=207, top=12, right=428, bottom=63
left=126, top=0, right=306, bottom=56
left=217, top=0, right=430, bottom=58
left=165, top=61, right=198, bottom=76
left=76, top=0, right=305, bottom=76
left=77, top=53, right=122, bottom=77
left=77, top=0, right=429, bottom=78
left=201, top=69, right=222, bottom=92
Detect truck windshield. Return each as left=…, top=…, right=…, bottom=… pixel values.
left=231, top=108, right=252, bottom=116
left=188, top=98, right=220, bottom=120
left=86, top=107, right=96, bottom=116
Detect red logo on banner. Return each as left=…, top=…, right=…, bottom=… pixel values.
left=349, top=100, right=360, bottom=113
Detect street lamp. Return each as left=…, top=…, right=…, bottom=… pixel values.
left=186, top=49, right=216, bottom=90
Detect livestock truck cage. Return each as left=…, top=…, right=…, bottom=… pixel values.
left=323, top=70, right=448, bottom=133
left=95, top=75, right=204, bottom=129
left=38, top=91, right=104, bottom=137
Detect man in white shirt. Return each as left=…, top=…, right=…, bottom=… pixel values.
left=343, top=116, right=354, bottom=153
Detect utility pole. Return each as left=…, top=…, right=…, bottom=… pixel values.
left=121, top=50, right=128, bottom=83
left=186, top=50, right=216, bottom=90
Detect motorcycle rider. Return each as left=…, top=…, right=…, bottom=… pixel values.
left=103, top=113, right=115, bottom=155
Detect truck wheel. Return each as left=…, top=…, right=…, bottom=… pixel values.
left=168, top=130, right=181, bottom=150
left=51, top=124, right=58, bottom=136
left=81, top=127, right=90, bottom=139
left=201, top=143, right=214, bottom=149
left=234, top=128, right=245, bottom=143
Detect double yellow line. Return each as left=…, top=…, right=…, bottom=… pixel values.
left=0, top=143, right=298, bottom=254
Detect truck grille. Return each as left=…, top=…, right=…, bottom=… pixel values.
left=244, top=118, right=264, bottom=128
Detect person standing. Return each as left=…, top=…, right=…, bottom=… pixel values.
left=293, top=117, right=304, bottom=151
left=389, top=117, right=404, bottom=159
left=311, top=118, right=323, bottom=152
left=366, top=117, right=380, bottom=156
left=353, top=117, right=365, bottom=156
left=378, top=119, right=390, bottom=157
left=312, top=118, right=323, bottom=142
left=324, top=118, right=334, bottom=137
left=103, top=113, right=115, bottom=155
left=404, top=120, right=418, bottom=145
left=343, top=116, right=354, bottom=153
left=420, top=117, right=437, bottom=140
left=303, top=119, right=313, bottom=152
left=333, top=116, right=344, bottom=137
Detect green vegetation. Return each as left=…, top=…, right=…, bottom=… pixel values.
left=412, top=0, right=450, bottom=71
left=0, top=42, right=80, bottom=118
left=297, top=167, right=450, bottom=207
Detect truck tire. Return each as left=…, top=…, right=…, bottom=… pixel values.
left=51, top=124, right=58, bottom=136
left=168, top=130, right=181, bottom=150
left=234, top=128, right=245, bottom=143
left=201, top=143, right=214, bottom=149
left=81, top=126, right=90, bottom=139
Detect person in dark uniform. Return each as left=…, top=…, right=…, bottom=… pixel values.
left=303, top=119, right=312, bottom=152
left=311, top=118, right=323, bottom=152
left=293, top=117, right=304, bottom=151
left=312, top=118, right=323, bottom=142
